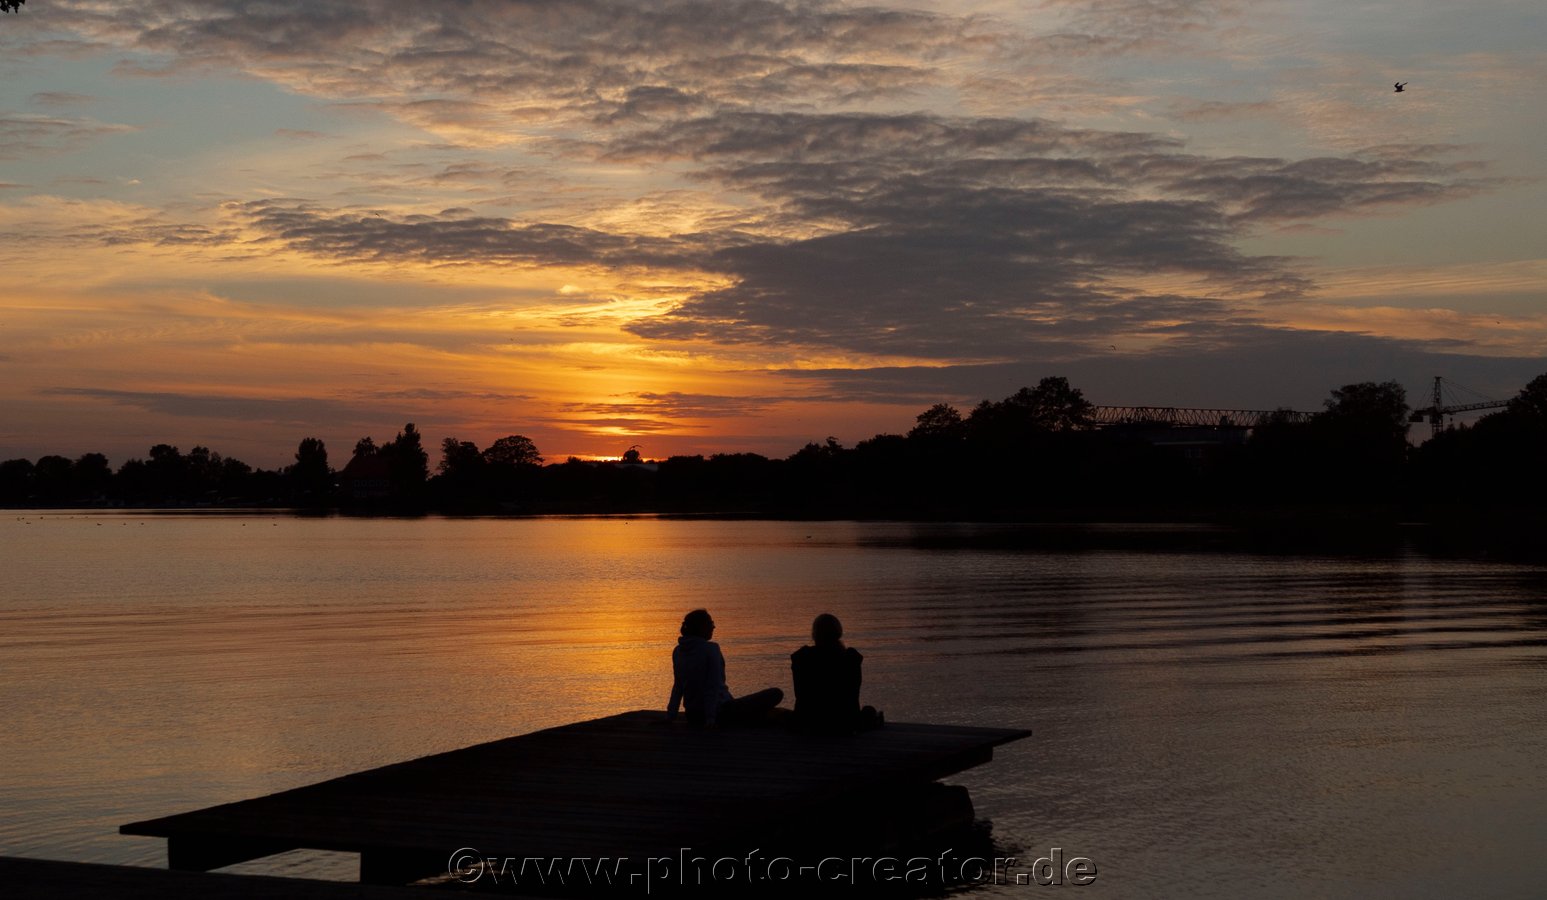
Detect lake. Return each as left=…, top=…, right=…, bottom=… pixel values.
left=2, top=513, right=1544, bottom=897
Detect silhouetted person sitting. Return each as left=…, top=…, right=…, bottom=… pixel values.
left=791, top=614, right=883, bottom=734
left=667, top=609, right=783, bottom=727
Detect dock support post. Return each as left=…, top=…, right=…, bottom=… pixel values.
left=360, top=849, right=449, bottom=885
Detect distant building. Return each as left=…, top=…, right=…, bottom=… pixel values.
left=1105, top=422, right=1250, bottom=470
left=337, top=455, right=391, bottom=500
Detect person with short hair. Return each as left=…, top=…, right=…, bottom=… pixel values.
left=667, top=609, right=783, bottom=727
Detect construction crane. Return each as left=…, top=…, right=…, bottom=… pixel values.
left=1408, top=376, right=1509, bottom=437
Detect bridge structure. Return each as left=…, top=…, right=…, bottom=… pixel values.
left=1093, top=379, right=1509, bottom=434
left=1089, top=406, right=1312, bottom=429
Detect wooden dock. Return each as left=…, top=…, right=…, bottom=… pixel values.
left=121, top=710, right=1030, bottom=886
left=0, top=856, right=427, bottom=899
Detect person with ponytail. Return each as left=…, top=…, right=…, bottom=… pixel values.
left=791, top=613, right=883, bottom=734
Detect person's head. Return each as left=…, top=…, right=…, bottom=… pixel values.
left=811, top=613, right=843, bottom=646
left=681, top=608, right=715, bottom=639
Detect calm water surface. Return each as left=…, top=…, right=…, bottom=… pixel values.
left=3, top=514, right=1545, bottom=897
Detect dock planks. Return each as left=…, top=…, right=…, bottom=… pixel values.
left=121, top=710, right=1030, bottom=884
left=0, top=856, right=430, bottom=899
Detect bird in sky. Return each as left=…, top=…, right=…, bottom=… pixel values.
left=1394, top=82, right=1408, bottom=92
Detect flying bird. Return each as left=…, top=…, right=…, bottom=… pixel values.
left=1394, top=82, right=1407, bottom=92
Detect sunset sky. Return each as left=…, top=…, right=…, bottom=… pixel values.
left=2, top=0, right=1543, bottom=467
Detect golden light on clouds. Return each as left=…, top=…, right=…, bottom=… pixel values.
left=1312, top=259, right=1547, bottom=302
left=1, top=0, right=1544, bottom=465
left=1260, top=304, right=1547, bottom=356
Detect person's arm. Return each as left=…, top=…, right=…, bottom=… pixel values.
left=791, top=649, right=810, bottom=706
left=667, top=648, right=684, bottom=720
left=667, top=678, right=682, bottom=721
left=705, top=643, right=727, bottom=726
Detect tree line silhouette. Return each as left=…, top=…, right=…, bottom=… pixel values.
left=4, top=374, right=1545, bottom=521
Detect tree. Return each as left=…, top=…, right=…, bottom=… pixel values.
left=2, top=2, right=25, bottom=15
left=909, top=403, right=965, bottom=442
left=1303, top=381, right=1410, bottom=501
left=32, top=455, right=74, bottom=503
left=145, top=444, right=188, bottom=502
left=0, top=458, right=34, bottom=503
left=1320, top=381, right=1409, bottom=437
left=217, top=456, right=253, bottom=497
left=1506, top=372, right=1547, bottom=420
left=438, top=437, right=485, bottom=478
left=1316, top=381, right=1410, bottom=457
left=382, top=423, right=429, bottom=495
left=290, top=437, right=331, bottom=502
left=74, top=453, right=112, bottom=499
left=1006, top=376, right=1094, bottom=432
left=790, top=437, right=844, bottom=461
left=114, top=458, right=149, bottom=501
left=1443, top=371, right=1547, bottom=508
left=965, top=377, right=1094, bottom=456
left=483, top=434, right=543, bottom=467
left=1246, top=408, right=1312, bottom=456
left=783, top=438, right=850, bottom=511
left=185, top=445, right=223, bottom=498
left=622, top=445, right=643, bottom=464
left=352, top=436, right=378, bottom=461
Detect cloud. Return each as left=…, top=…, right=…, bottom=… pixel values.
left=566, top=391, right=791, bottom=420
left=601, top=109, right=1173, bottom=164
left=28, top=91, right=99, bottom=107
left=7, top=91, right=1491, bottom=371
left=0, top=112, right=136, bottom=159
left=50, top=104, right=1480, bottom=366
left=41, top=387, right=389, bottom=427
left=6, top=1, right=1519, bottom=383
left=596, top=85, right=713, bottom=124
left=0, top=195, right=245, bottom=264
left=610, top=112, right=1491, bottom=226
left=17, top=0, right=983, bottom=141
left=230, top=200, right=719, bottom=270
left=92, top=222, right=240, bottom=247
left=538, top=415, right=686, bottom=434
left=362, top=388, right=536, bottom=403
left=1129, top=148, right=1504, bottom=223
left=1169, top=99, right=1278, bottom=122
left=37, top=385, right=547, bottom=432
left=1032, top=0, right=1240, bottom=56
left=609, top=112, right=1488, bottom=358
